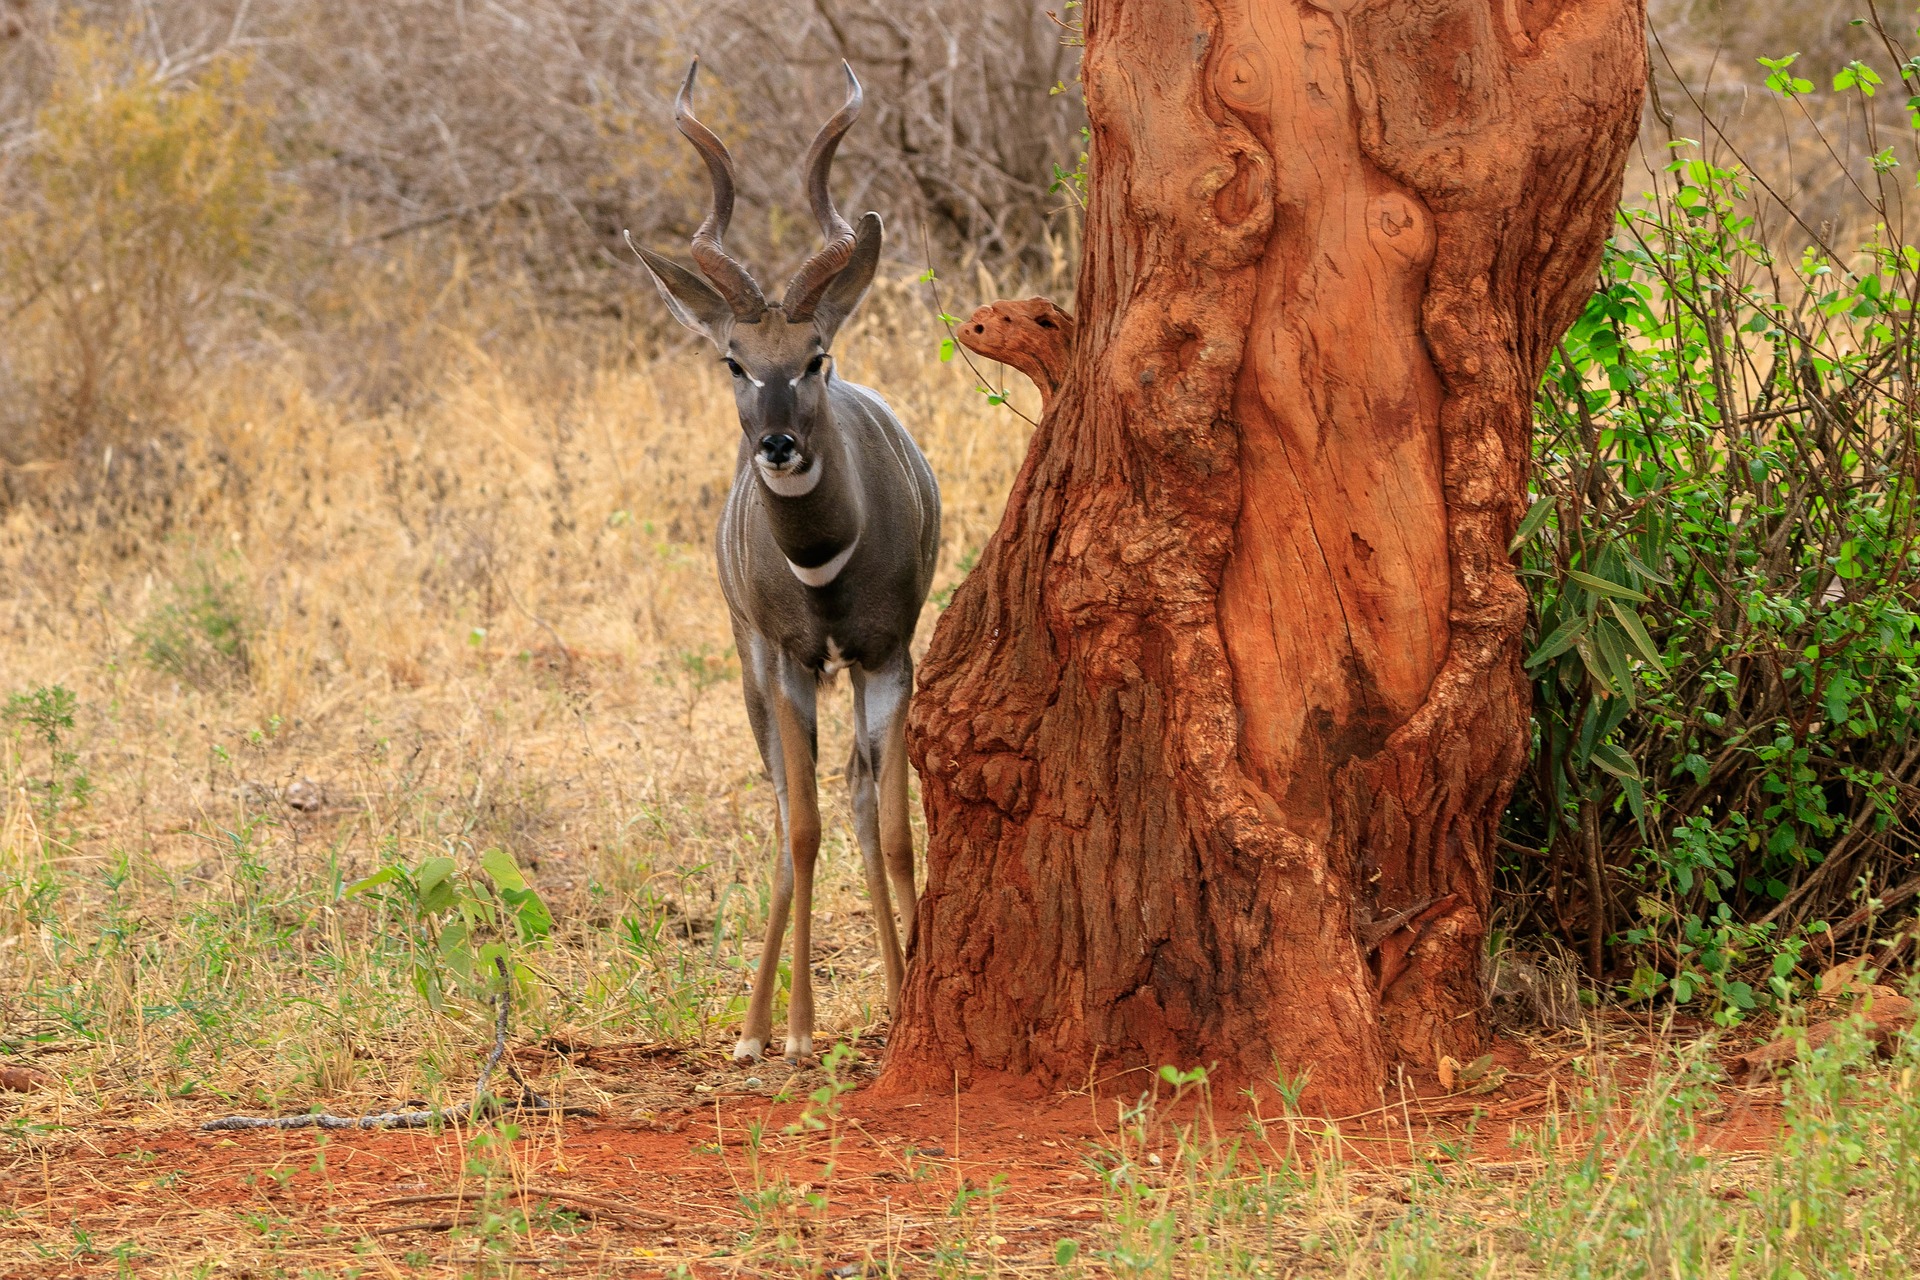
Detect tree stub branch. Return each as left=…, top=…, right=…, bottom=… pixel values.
left=954, top=297, right=1075, bottom=410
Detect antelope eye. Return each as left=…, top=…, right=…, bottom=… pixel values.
left=805, top=354, right=829, bottom=377
left=723, top=358, right=745, bottom=378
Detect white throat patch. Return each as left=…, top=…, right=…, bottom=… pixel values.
left=757, top=456, right=822, bottom=497
left=787, top=539, right=857, bottom=588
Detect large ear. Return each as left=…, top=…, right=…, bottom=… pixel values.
left=631, top=241, right=736, bottom=347
left=808, top=213, right=883, bottom=347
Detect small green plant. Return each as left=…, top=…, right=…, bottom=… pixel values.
left=458, top=1123, right=535, bottom=1260
left=135, top=564, right=253, bottom=690
left=345, top=846, right=553, bottom=1015
left=781, top=1040, right=860, bottom=1136
left=4, top=684, right=91, bottom=843
left=667, top=644, right=738, bottom=728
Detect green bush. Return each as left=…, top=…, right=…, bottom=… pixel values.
left=135, top=563, right=254, bottom=691
left=1503, top=56, right=1920, bottom=1016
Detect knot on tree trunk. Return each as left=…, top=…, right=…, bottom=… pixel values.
left=954, top=297, right=1074, bottom=409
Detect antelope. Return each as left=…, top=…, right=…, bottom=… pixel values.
left=630, top=61, right=940, bottom=1062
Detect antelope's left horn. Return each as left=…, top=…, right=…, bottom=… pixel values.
left=783, top=62, right=862, bottom=321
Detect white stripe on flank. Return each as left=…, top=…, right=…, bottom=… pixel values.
left=758, top=457, right=822, bottom=496
left=787, top=539, right=857, bottom=587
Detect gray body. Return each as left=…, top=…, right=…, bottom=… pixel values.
left=717, top=379, right=939, bottom=668
left=632, top=60, right=941, bottom=1061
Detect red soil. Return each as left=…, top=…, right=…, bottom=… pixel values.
left=0, top=1024, right=1787, bottom=1277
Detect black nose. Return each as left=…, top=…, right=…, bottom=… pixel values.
left=758, top=434, right=797, bottom=465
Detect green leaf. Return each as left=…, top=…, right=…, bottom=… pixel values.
left=1606, top=599, right=1664, bottom=666
left=1621, top=772, right=1646, bottom=830
left=480, top=850, right=551, bottom=943
left=1835, top=62, right=1882, bottom=97
left=500, top=885, right=554, bottom=943
left=1566, top=569, right=1649, bottom=602
left=480, top=847, right=530, bottom=893
left=938, top=337, right=956, bottom=362
left=441, top=921, right=474, bottom=981
left=1508, top=497, right=1556, bottom=553
left=1626, top=964, right=1667, bottom=1002
left=1573, top=636, right=1613, bottom=692
left=417, top=856, right=458, bottom=915
left=417, top=856, right=456, bottom=893
left=345, top=866, right=402, bottom=897
left=1526, top=615, right=1588, bottom=668
left=1589, top=739, right=1640, bottom=781
left=1591, top=619, right=1636, bottom=700
left=1618, top=545, right=1674, bottom=586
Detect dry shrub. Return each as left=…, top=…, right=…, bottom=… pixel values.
left=0, top=1, right=1083, bottom=304
left=0, top=21, right=276, bottom=498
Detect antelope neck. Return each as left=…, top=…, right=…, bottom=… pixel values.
left=760, top=429, right=863, bottom=586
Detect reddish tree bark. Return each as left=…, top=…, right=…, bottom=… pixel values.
left=886, top=0, right=1645, bottom=1112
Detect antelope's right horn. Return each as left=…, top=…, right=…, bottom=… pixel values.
left=674, top=60, right=768, bottom=322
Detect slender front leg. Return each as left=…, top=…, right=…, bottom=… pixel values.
left=769, top=659, right=821, bottom=1061
left=858, top=650, right=918, bottom=1009
left=736, top=637, right=793, bottom=1062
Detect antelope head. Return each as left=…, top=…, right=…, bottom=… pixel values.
left=632, top=60, right=883, bottom=487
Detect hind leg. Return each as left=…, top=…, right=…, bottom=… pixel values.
left=849, top=672, right=907, bottom=1011
left=856, top=650, right=917, bottom=1002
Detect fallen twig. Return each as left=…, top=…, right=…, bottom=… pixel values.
left=540, top=1035, right=680, bottom=1062
left=366, top=1217, right=469, bottom=1237
left=363, top=1185, right=676, bottom=1228
left=203, top=956, right=595, bottom=1132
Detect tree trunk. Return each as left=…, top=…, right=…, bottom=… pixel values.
left=885, top=0, right=1645, bottom=1112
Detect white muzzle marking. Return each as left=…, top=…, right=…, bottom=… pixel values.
left=787, top=539, right=857, bottom=588
left=758, top=456, right=822, bottom=497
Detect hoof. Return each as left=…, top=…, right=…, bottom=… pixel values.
left=784, top=1035, right=813, bottom=1063
left=733, top=1037, right=766, bottom=1062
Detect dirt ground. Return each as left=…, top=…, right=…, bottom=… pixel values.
left=0, top=1020, right=1791, bottom=1278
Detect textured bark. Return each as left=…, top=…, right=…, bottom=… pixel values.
left=886, top=0, right=1645, bottom=1112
